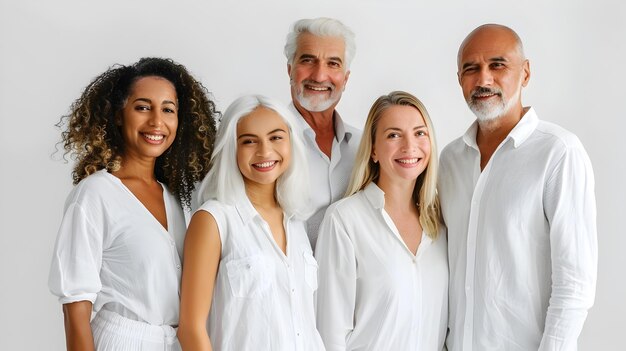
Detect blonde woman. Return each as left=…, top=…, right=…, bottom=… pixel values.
left=315, top=91, right=447, bottom=350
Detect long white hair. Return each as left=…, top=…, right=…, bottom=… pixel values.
left=197, top=95, right=310, bottom=219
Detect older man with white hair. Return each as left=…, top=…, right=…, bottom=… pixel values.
left=284, top=17, right=361, bottom=249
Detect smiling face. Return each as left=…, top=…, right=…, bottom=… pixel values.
left=119, top=76, right=178, bottom=162
left=372, top=105, right=431, bottom=187
left=288, top=32, right=350, bottom=113
left=236, top=107, right=291, bottom=188
left=457, top=25, right=530, bottom=123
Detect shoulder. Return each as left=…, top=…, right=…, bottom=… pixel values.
left=440, top=136, right=467, bottom=162
left=324, top=192, right=368, bottom=222
left=533, top=119, right=586, bottom=152
left=64, top=170, right=117, bottom=208
left=195, top=199, right=235, bottom=218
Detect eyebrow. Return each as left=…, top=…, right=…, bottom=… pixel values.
left=298, top=53, right=343, bottom=64
left=384, top=125, right=427, bottom=132
left=461, top=56, right=509, bottom=70
left=237, top=128, right=287, bottom=140
left=133, top=98, right=177, bottom=106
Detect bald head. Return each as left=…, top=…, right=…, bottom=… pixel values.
left=457, top=24, right=525, bottom=69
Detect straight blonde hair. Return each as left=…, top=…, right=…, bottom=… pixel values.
left=345, top=91, right=442, bottom=238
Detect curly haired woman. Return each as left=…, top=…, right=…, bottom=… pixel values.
left=48, top=57, right=218, bottom=351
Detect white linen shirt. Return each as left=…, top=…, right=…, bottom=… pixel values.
left=289, top=103, right=361, bottom=249
left=197, top=198, right=325, bottom=351
left=315, top=183, right=448, bottom=351
left=439, top=108, right=597, bottom=351
left=48, top=170, right=185, bottom=326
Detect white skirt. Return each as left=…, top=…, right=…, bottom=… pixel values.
left=91, top=309, right=181, bottom=351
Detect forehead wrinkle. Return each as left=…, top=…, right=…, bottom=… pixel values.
left=457, top=24, right=526, bottom=68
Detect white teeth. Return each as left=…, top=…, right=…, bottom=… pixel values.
left=397, top=158, right=419, bottom=164
left=254, top=161, right=276, bottom=168
left=143, top=134, right=164, bottom=141
left=306, top=86, right=329, bottom=91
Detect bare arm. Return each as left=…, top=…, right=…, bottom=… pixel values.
left=62, top=301, right=95, bottom=351
left=177, top=211, right=222, bottom=351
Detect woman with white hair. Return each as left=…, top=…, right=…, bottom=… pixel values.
left=315, top=91, right=448, bottom=350
left=177, top=95, right=325, bottom=351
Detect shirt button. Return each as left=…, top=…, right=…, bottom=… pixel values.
left=291, top=288, right=295, bottom=293
left=170, top=241, right=175, bottom=246
left=176, top=264, right=181, bottom=270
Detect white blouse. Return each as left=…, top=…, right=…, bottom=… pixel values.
left=48, top=170, right=185, bottom=326
left=315, top=183, right=448, bottom=351
left=197, top=198, right=325, bottom=351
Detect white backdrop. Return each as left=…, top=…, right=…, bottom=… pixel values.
left=1, top=0, right=624, bottom=349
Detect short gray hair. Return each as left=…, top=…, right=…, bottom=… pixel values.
left=284, top=17, right=356, bottom=69
left=196, top=95, right=311, bottom=219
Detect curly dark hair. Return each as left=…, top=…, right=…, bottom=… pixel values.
left=58, top=57, right=219, bottom=208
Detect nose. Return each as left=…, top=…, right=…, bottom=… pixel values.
left=148, top=109, right=164, bottom=127
left=256, top=140, right=272, bottom=156
left=402, top=136, right=417, bottom=153
left=477, top=66, right=494, bottom=86
left=310, top=63, right=329, bottom=82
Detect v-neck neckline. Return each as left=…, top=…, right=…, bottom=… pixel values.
left=103, top=170, right=170, bottom=233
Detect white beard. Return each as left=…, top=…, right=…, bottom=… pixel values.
left=290, top=77, right=340, bottom=112
left=467, top=86, right=519, bottom=123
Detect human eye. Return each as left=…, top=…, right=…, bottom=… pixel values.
left=163, top=107, right=176, bottom=113
left=239, top=138, right=255, bottom=145
left=387, top=132, right=400, bottom=139
left=462, top=66, right=478, bottom=75
left=134, top=105, right=150, bottom=111
left=490, top=62, right=505, bottom=69
left=328, top=61, right=342, bottom=69
left=270, top=135, right=284, bottom=141
left=416, top=130, right=428, bottom=137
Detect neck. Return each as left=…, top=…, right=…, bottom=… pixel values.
left=476, top=104, right=526, bottom=145
left=113, top=154, right=157, bottom=183
left=293, top=102, right=336, bottom=134
left=376, top=175, right=417, bottom=210
left=244, top=180, right=278, bottom=210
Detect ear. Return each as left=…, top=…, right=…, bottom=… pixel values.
left=521, top=59, right=531, bottom=87
left=115, top=112, right=123, bottom=126
left=371, top=146, right=377, bottom=163
left=342, top=70, right=351, bottom=91
left=287, top=64, right=292, bottom=77
left=457, top=70, right=462, bottom=86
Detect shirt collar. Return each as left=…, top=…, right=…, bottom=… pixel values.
left=462, top=106, right=538, bottom=149
left=289, top=102, right=354, bottom=143
left=234, top=195, right=294, bottom=225
left=362, top=182, right=385, bottom=210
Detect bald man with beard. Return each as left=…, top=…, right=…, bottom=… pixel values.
left=439, top=24, right=597, bottom=351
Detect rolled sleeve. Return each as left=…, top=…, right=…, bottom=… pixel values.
left=48, top=202, right=103, bottom=304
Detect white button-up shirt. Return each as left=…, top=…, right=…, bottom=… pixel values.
left=48, top=170, right=185, bottom=326
left=197, top=198, right=325, bottom=351
left=289, top=104, right=361, bottom=249
left=439, top=108, right=597, bottom=351
left=315, top=183, right=448, bottom=351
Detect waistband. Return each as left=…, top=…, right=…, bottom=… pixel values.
left=92, top=309, right=178, bottom=345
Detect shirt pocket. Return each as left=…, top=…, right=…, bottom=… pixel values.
left=225, top=254, right=271, bottom=298
left=302, top=250, right=318, bottom=291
